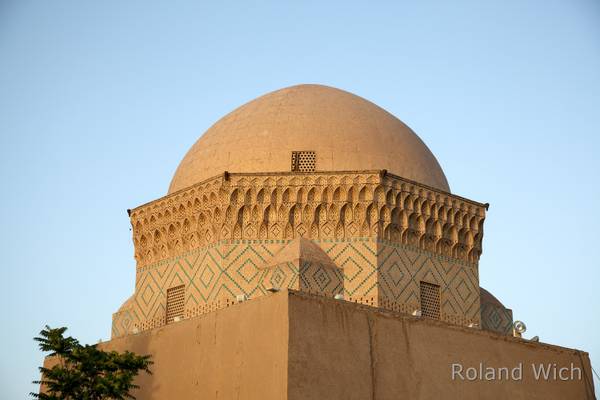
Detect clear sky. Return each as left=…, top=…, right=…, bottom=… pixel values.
left=1, top=0, right=599, bottom=397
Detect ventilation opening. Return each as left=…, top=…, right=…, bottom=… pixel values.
left=420, top=281, right=441, bottom=320
left=166, top=285, right=185, bottom=324
left=291, top=151, right=316, bottom=172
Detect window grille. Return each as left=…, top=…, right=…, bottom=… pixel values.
left=420, top=281, right=441, bottom=320
left=166, top=285, right=185, bottom=324
left=291, top=151, right=316, bottom=172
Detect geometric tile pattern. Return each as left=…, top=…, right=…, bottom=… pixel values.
left=262, top=260, right=343, bottom=297
left=377, top=240, right=481, bottom=327
left=481, top=301, right=513, bottom=335
left=114, top=238, right=379, bottom=337
left=114, top=241, right=272, bottom=338
left=113, top=237, right=482, bottom=337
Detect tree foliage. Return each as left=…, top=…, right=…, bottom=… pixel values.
left=32, top=326, right=152, bottom=400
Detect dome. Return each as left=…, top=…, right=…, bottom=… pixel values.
left=169, top=84, right=450, bottom=194
left=480, top=287, right=506, bottom=309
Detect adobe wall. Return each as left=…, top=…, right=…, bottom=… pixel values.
left=100, top=291, right=594, bottom=400
left=103, top=293, right=289, bottom=400
left=288, top=292, right=595, bottom=400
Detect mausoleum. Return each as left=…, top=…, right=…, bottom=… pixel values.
left=96, top=85, right=593, bottom=399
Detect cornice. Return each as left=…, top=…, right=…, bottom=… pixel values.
left=129, top=171, right=487, bottom=267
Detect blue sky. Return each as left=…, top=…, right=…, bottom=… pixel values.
left=1, top=0, right=599, bottom=397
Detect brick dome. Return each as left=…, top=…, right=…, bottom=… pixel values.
left=169, top=84, right=449, bottom=193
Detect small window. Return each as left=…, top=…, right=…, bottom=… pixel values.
left=420, top=281, right=440, bottom=319
left=166, top=285, right=185, bottom=324
left=291, top=151, right=316, bottom=172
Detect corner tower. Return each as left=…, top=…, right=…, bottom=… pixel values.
left=112, top=85, right=511, bottom=337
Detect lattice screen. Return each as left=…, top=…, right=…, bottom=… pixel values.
left=291, top=151, right=316, bottom=172
left=420, top=281, right=441, bottom=319
left=166, top=285, right=185, bottom=324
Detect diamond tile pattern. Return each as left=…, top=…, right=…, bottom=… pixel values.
left=377, top=241, right=480, bottom=326
left=113, top=238, right=481, bottom=337
left=481, top=301, right=513, bottom=335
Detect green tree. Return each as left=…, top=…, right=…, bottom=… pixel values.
left=31, top=326, right=152, bottom=400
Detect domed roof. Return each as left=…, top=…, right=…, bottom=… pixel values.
left=480, top=287, right=507, bottom=309
left=169, top=84, right=450, bottom=194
